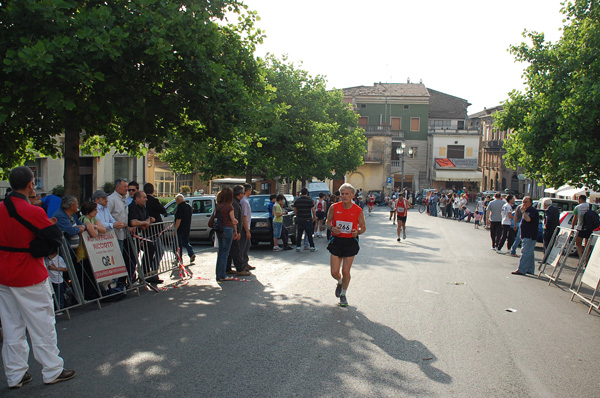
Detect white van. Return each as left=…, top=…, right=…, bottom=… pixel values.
left=306, top=182, right=330, bottom=199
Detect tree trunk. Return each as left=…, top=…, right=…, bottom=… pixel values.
left=63, top=121, right=80, bottom=199
left=245, top=167, right=252, bottom=185
left=292, top=180, right=297, bottom=196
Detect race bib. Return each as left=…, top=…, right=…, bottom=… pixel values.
left=398, top=207, right=405, bottom=213
left=336, top=220, right=353, bottom=234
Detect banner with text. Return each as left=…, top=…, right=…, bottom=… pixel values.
left=82, top=231, right=128, bottom=283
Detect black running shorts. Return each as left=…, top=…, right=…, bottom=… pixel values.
left=398, top=216, right=407, bottom=223
left=327, top=236, right=360, bottom=258
left=578, top=229, right=593, bottom=239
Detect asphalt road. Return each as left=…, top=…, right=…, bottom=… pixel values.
left=6, top=207, right=600, bottom=397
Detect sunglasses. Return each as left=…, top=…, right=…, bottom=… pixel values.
left=128, top=189, right=136, bottom=192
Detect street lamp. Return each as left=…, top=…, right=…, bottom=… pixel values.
left=396, top=142, right=413, bottom=192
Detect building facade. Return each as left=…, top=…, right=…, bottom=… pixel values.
left=342, top=83, right=430, bottom=194
left=427, top=89, right=482, bottom=192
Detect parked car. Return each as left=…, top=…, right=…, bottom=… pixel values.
left=163, top=195, right=217, bottom=242
left=503, top=189, right=524, bottom=199
left=534, top=197, right=578, bottom=213
left=248, top=194, right=296, bottom=247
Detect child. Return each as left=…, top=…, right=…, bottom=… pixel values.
left=474, top=211, right=482, bottom=229
left=45, top=249, right=68, bottom=309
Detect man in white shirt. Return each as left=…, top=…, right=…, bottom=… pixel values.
left=496, top=195, right=515, bottom=253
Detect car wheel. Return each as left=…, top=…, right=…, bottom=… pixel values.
left=209, top=230, right=216, bottom=246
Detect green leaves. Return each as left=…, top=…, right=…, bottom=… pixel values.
left=497, top=0, right=600, bottom=191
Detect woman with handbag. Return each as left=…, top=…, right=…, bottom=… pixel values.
left=213, top=187, right=238, bottom=282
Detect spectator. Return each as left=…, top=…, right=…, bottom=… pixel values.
left=52, top=195, right=85, bottom=249
left=0, top=166, right=75, bottom=388
left=487, top=192, right=505, bottom=251
left=45, top=248, right=68, bottom=309
left=214, top=187, right=238, bottom=282
left=496, top=195, right=515, bottom=254
left=80, top=201, right=107, bottom=238
left=542, top=198, right=560, bottom=253
left=571, top=194, right=592, bottom=258
left=41, top=193, right=62, bottom=218
left=174, top=194, right=195, bottom=263
left=107, top=179, right=129, bottom=249
left=294, top=187, right=317, bottom=252
left=126, top=181, right=139, bottom=206
left=512, top=196, right=539, bottom=276
left=239, top=184, right=253, bottom=271
left=227, top=185, right=249, bottom=275
left=144, top=183, right=168, bottom=265
left=510, top=202, right=524, bottom=257
left=272, top=194, right=286, bottom=251
left=93, top=190, right=127, bottom=233
left=128, top=191, right=159, bottom=284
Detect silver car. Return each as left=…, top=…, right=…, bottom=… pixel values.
left=163, top=195, right=217, bottom=241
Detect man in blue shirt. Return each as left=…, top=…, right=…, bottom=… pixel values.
left=93, top=190, right=126, bottom=232
left=52, top=195, right=85, bottom=249
left=512, top=196, right=539, bottom=276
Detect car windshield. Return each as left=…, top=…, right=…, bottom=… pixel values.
left=248, top=196, right=271, bottom=212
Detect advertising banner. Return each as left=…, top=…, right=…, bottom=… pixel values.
left=82, top=231, right=128, bottom=283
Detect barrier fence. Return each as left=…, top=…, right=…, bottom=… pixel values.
left=537, top=226, right=577, bottom=285
left=49, top=221, right=190, bottom=319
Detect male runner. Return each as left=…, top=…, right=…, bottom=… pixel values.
left=367, top=193, right=376, bottom=215
left=389, top=195, right=397, bottom=224
left=326, top=183, right=366, bottom=307
left=396, top=193, right=412, bottom=241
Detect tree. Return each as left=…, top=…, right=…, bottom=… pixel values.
left=159, top=55, right=366, bottom=185
left=495, top=0, right=600, bottom=190
left=0, top=0, right=264, bottom=195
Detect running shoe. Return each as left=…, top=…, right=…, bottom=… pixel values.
left=335, top=284, right=342, bottom=298
left=339, top=295, right=348, bottom=307
left=397, top=237, right=401, bottom=242
left=272, top=246, right=282, bottom=251
left=296, top=247, right=301, bottom=252
left=403, top=234, right=406, bottom=239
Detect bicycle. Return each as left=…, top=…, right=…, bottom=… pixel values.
left=418, top=203, right=427, bottom=213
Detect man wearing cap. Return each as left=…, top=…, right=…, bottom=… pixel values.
left=93, top=190, right=126, bottom=232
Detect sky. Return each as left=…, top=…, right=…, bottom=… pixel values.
left=242, top=0, right=567, bottom=114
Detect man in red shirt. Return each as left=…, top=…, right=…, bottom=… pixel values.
left=0, top=167, right=75, bottom=388
left=396, top=193, right=413, bottom=242
left=326, top=183, right=367, bottom=307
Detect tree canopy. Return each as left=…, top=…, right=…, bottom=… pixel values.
left=0, top=0, right=264, bottom=194
left=159, top=55, right=366, bottom=184
left=495, top=0, right=600, bottom=190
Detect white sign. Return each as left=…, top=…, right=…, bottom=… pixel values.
left=545, top=229, right=571, bottom=268
left=582, top=237, right=600, bottom=288
left=82, top=231, right=128, bottom=283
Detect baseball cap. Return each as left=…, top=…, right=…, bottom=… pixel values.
left=92, top=190, right=108, bottom=200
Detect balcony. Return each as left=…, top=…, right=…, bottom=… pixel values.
left=361, top=125, right=405, bottom=139
left=363, top=152, right=384, bottom=164
left=482, top=140, right=504, bottom=149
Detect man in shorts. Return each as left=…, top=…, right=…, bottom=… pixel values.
left=572, top=194, right=592, bottom=258
left=366, top=193, right=376, bottom=215
left=326, top=183, right=366, bottom=307
left=396, top=193, right=412, bottom=241
left=389, top=195, right=397, bottom=224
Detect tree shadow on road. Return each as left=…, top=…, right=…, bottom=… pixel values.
left=17, top=278, right=452, bottom=397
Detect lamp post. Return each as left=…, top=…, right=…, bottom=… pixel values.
left=396, top=142, right=414, bottom=193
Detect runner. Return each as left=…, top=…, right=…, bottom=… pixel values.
left=396, top=193, right=412, bottom=241
left=326, top=183, right=366, bottom=307
left=389, top=195, right=397, bottom=224
left=314, top=193, right=326, bottom=237
left=367, top=193, right=376, bottom=215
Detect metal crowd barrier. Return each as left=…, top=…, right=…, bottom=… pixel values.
left=125, top=221, right=191, bottom=289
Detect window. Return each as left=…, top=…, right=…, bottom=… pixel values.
left=359, top=104, right=367, bottom=109
left=410, top=117, right=420, bottom=132
left=114, top=156, right=133, bottom=181
left=457, top=120, right=465, bottom=129
left=403, top=105, right=409, bottom=109
left=358, top=117, right=368, bottom=126
left=155, top=170, right=175, bottom=196
left=177, top=173, right=193, bottom=192
left=429, top=120, right=451, bottom=128
left=390, top=117, right=402, bottom=130
left=260, top=182, right=270, bottom=194
left=447, top=145, right=464, bottom=159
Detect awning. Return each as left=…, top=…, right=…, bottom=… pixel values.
left=544, top=184, right=570, bottom=194
left=433, top=170, right=482, bottom=182
left=211, top=177, right=263, bottom=184
left=556, top=187, right=587, bottom=199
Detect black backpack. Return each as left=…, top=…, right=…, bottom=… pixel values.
left=583, top=208, right=600, bottom=231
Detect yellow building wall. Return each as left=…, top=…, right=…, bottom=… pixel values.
left=348, top=163, right=385, bottom=193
